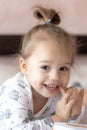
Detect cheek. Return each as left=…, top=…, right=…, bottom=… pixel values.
left=62, top=72, right=70, bottom=86
left=27, top=71, right=46, bottom=85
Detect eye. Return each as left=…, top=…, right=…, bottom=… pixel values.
left=60, top=66, right=68, bottom=71
left=41, top=65, right=49, bottom=70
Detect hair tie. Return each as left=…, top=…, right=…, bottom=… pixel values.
left=45, top=19, right=51, bottom=24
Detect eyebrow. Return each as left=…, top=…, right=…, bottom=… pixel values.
left=40, top=61, right=72, bottom=65
left=65, top=63, right=72, bottom=65
left=40, top=60, right=50, bottom=63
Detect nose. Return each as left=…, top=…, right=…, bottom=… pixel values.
left=49, top=70, right=60, bottom=81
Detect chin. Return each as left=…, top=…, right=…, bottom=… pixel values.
left=45, top=92, right=60, bottom=98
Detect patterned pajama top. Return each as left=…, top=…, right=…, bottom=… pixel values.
left=0, top=72, right=85, bottom=130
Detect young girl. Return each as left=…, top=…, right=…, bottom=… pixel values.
left=0, top=7, right=85, bottom=130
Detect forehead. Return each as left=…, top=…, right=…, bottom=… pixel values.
left=30, top=30, right=73, bottom=59
left=31, top=30, right=69, bottom=48
left=28, top=45, right=71, bottom=67
left=31, top=30, right=58, bottom=48
left=31, top=33, right=69, bottom=53
left=31, top=30, right=61, bottom=48
left=29, top=39, right=71, bottom=63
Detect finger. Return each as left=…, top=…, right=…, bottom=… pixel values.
left=59, top=87, right=75, bottom=104
left=67, top=87, right=79, bottom=93
left=65, top=87, right=77, bottom=101
left=79, top=88, right=84, bottom=95
left=79, top=88, right=84, bottom=101
left=62, top=91, right=73, bottom=104
left=69, top=87, right=84, bottom=97
left=72, top=87, right=81, bottom=92
left=59, top=86, right=66, bottom=96
left=66, top=87, right=80, bottom=98
left=72, top=82, right=82, bottom=91
left=70, top=85, right=83, bottom=93
left=67, top=99, right=75, bottom=111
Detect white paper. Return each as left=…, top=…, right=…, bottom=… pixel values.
left=53, top=122, right=87, bottom=130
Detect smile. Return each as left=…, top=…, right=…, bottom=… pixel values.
left=44, top=84, right=59, bottom=91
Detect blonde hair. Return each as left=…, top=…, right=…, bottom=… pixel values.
left=20, top=6, right=76, bottom=65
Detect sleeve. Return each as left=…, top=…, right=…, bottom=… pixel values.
left=0, top=84, right=53, bottom=130
left=68, top=106, right=85, bottom=124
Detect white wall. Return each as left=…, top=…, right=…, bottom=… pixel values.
left=0, top=55, right=19, bottom=85
left=68, top=55, right=87, bottom=88
left=0, top=0, right=87, bottom=35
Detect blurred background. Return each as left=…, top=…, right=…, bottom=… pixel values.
left=0, top=0, right=87, bottom=87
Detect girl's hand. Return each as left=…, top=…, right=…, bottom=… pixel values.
left=65, top=87, right=84, bottom=119
left=55, top=87, right=76, bottom=122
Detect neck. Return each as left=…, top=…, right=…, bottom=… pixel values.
left=32, top=87, right=48, bottom=114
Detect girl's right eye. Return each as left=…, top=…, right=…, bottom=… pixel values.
left=40, top=65, right=49, bottom=70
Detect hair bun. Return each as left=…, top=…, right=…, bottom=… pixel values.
left=33, top=6, right=61, bottom=25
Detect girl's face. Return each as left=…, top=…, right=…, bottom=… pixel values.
left=20, top=39, right=72, bottom=98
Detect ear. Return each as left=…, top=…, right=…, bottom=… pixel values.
left=19, top=57, right=28, bottom=75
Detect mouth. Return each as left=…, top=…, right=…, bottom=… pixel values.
left=44, top=84, right=59, bottom=91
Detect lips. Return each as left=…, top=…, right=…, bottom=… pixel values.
left=44, top=84, right=59, bottom=91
